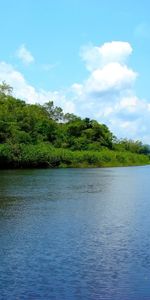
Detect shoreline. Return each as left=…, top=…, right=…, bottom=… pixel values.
left=0, top=161, right=149, bottom=170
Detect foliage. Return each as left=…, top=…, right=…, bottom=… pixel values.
left=0, top=81, right=13, bottom=96
left=0, top=86, right=149, bottom=168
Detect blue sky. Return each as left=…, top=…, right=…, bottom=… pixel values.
left=0, top=0, right=150, bottom=142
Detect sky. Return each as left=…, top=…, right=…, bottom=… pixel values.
left=0, top=0, right=150, bottom=143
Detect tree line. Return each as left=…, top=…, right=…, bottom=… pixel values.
left=0, top=82, right=149, bottom=168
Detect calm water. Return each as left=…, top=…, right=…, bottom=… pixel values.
left=0, top=167, right=150, bottom=300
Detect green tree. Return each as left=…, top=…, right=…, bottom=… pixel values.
left=43, top=101, right=64, bottom=121
left=0, top=81, right=13, bottom=96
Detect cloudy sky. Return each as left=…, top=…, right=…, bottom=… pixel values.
left=0, top=0, right=150, bottom=143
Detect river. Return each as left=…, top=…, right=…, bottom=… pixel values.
left=0, top=167, right=150, bottom=299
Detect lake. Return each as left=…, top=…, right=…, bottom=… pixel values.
left=0, top=167, right=150, bottom=300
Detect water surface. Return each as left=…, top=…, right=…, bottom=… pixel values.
left=0, top=167, right=150, bottom=299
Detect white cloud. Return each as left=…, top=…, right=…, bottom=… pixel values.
left=80, top=41, right=132, bottom=71
left=16, top=44, right=34, bottom=64
left=74, top=41, right=150, bottom=143
left=72, top=41, right=138, bottom=116
left=84, top=62, right=137, bottom=95
left=0, top=61, right=37, bottom=101
left=0, top=61, right=75, bottom=113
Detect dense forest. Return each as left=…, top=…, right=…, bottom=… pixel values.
left=0, top=81, right=150, bottom=168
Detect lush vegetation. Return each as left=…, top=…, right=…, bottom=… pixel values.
left=0, top=82, right=150, bottom=168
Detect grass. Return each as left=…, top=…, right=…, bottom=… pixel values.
left=0, top=142, right=149, bottom=168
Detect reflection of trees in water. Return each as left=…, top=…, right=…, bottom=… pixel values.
left=0, top=171, right=22, bottom=211
left=0, top=172, right=30, bottom=258
left=0, top=169, right=33, bottom=216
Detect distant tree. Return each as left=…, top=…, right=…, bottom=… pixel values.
left=63, top=113, right=80, bottom=123
left=43, top=101, right=64, bottom=121
left=0, top=81, right=13, bottom=96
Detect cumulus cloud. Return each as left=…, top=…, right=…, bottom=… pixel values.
left=73, top=41, right=138, bottom=111
left=73, top=41, right=150, bottom=143
left=77, top=42, right=137, bottom=102
left=16, top=44, right=34, bottom=64
left=1, top=40, right=150, bottom=143
left=0, top=61, right=75, bottom=113
left=0, top=61, right=38, bottom=101
left=84, top=63, right=137, bottom=95
left=80, top=41, right=132, bottom=71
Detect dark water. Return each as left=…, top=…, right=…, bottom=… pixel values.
left=0, top=167, right=150, bottom=300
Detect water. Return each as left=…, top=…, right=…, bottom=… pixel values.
left=0, top=167, right=150, bottom=300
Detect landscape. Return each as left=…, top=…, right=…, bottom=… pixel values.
left=0, top=81, right=150, bottom=169
left=1, top=1, right=150, bottom=300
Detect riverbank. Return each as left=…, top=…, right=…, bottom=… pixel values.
left=0, top=143, right=149, bottom=168
left=1, top=93, right=150, bottom=169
